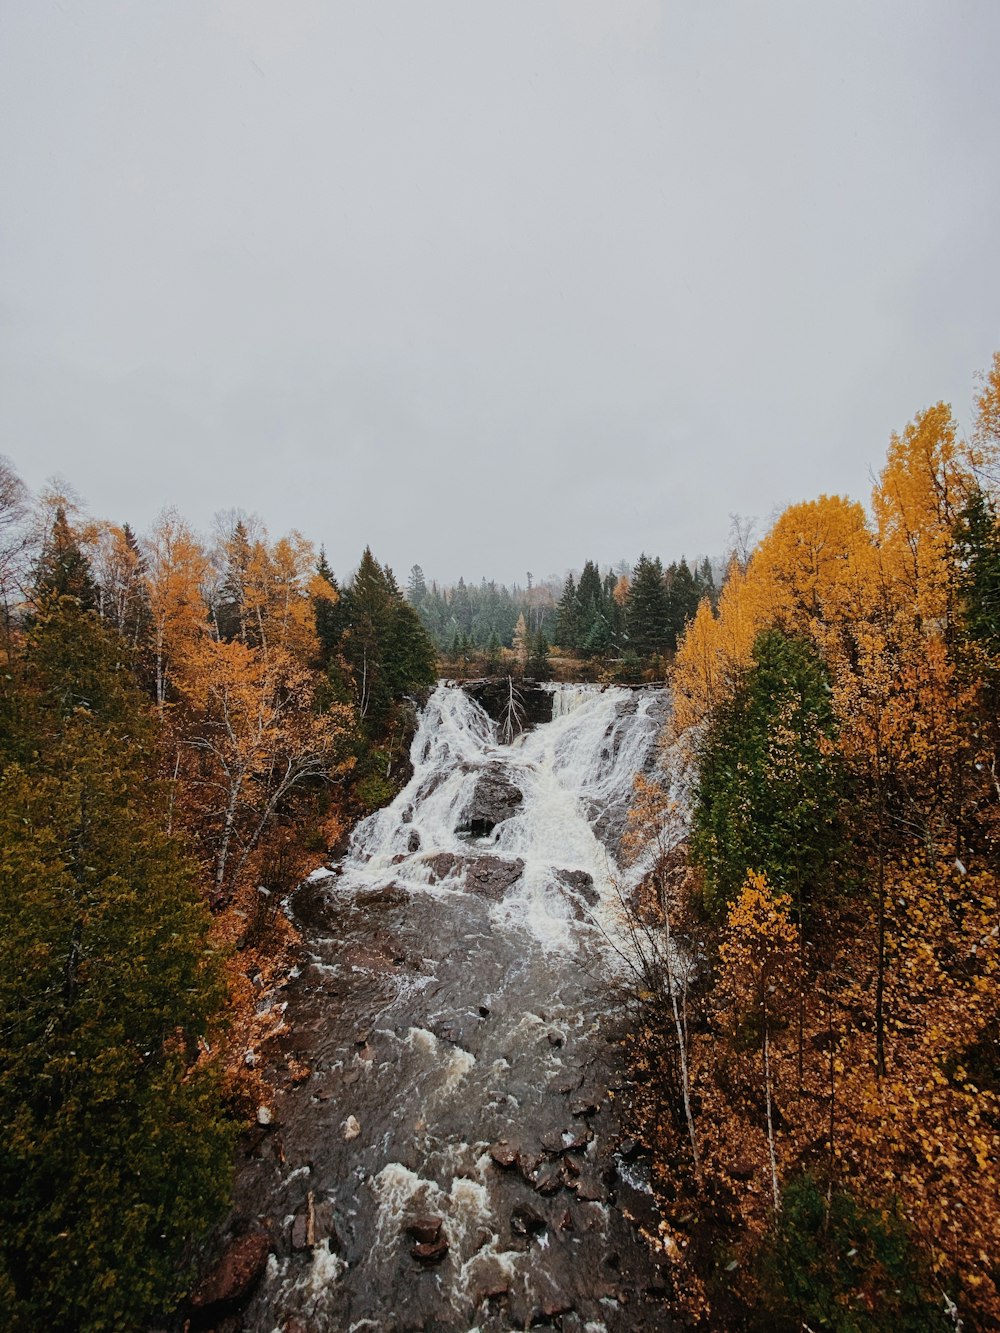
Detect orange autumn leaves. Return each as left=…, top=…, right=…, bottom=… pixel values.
left=659, top=364, right=1000, bottom=1325
left=93, top=511, right=352, bottom=902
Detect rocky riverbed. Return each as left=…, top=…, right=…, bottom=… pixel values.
left=192, top=682, right=681, bottom=1332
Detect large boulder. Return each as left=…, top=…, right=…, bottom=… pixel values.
left=189, top=1229, right=271, bottom=1319
left=457, top=765, right=523, bottom=836
left=425, top=852, right=524, bottom=901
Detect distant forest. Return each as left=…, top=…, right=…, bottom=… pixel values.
left=408, top=554, right=718, bottom=674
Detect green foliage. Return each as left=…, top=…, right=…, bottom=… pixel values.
left=954, top=486, right=1000, bottom=657
left=626, top=553, right=671, bottom=656
left=526, top=627, right=552, bottom=680
left=334, top=548, right=437, bottom=729
left=0, top=602, right=232, bottom=1330
left=692, top=628, right=845, bottom=915
left=754, top=1175, right=945, bottom=1332
left=31, top=507, right=98, bottom=613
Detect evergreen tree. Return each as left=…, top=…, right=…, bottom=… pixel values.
left=214, top=518, right=252, bottom=642
left=341, top=548, right=436, bottom=726
left=691, top=628, right=846, bottom=915
left=526, top=627, right=552, bottom=680
left=695, top=556, right=716, bottom=608
left=626, top=554, right=670, bottom=657
left=484, top=629, right=502, bottom=676
left=313, top=547, right=345, bottom=664
left=555, top=574, right=580, bottom=650
left=576, top=559, right=610, bottom=656
left=955, top=487, right=1000, bottom=655
left=32, top=507, right=97, bottom=613
left=666, top=557, right=699, bottom=647
left=406, top=563, right=427, bottom=606
left=0, top=599, right=231, bottom=1330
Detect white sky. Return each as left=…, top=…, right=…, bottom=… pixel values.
left=1, top=1, right=998, bottom=585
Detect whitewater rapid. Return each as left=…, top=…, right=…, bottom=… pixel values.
left=232, top=681, right=680, bottom=1332
left=332, top=680, right=670, bottom=950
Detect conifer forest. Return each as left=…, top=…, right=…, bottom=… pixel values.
left=0, top=355, right=999, bottom=1329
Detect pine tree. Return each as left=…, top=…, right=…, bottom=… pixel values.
left=31, top=507, right=97, bottom=613
left=0, top=599, right=232, bottom=1330
left=555, top=574, right=580, bottom=650
left=626, top=554, right=670, bottom=657
left=406, top=564, right=427, bottom=605
left=692, top=628, right=845, bottom=916
left=313, top=548, right=345, bottom=664
left=341, top=548, right=436, bottom=725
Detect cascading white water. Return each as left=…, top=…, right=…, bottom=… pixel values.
left=237, top=680, right=679, bottom=1332
left=338, top=681, right=668, bottom=949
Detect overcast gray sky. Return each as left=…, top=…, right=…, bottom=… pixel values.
left=1, top=1, right=998, bottom=586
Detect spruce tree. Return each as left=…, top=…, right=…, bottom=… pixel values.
left=626, top=554, right=670, bottom=657
left=691, top=628, right=845, bottom=916
left=0, top=599, right=231, bottom=1330
left=32, top=507, right=97, bottom=613
left=555, top=574, right=580, bottom=650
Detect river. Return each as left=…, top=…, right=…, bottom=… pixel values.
left=228, top=681, right=682, bottom=1332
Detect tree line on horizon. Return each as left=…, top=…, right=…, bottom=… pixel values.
left=406, top=553, right=717, bottom=677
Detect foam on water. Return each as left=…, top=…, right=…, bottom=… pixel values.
left=330, top=682, right=670, bottom=949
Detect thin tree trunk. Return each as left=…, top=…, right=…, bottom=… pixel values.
left=215, top=771, right=245, bottom=893
left=764, top=1020, right=780, bottom=1216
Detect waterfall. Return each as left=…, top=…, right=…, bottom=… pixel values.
left=338, top=681, right=669, bottom=949
left=236, top=680, right=677, bottom=1332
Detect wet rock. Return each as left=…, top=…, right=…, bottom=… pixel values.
left=532, top=1161, right=565, bottom=1195
left=407, top=830, right=421, bottom=853
left=425, top=851, right=524, bottom=899
left=411, top=1237, right=449, bottom=1264
left=405, top=1215, right=443, bottom=1245
left=476, top=1277, right=510, bottom=1303
left=465, top=855, right=525, bottom=900
left=516, top=1150, right=543, bottom=1181
left=458, top=765, right=523, bottom=835
left=559, top=1208, right=574, bottom=1231
left=617, top=1137, right=642, bottom=1160
left=425, top=851, right=459, bottom=882
left=355, top=884, right=411, bottom=909
left=463, top=679, right=554, bottom=730
left=554, top=868, right=599, bottom=906
left=478, top=1004, right=490, bottom=1018
left=573, top=1176, right=606, bottom=1203
left=542, top=1126, right=592, bottom=1155
left=550, top=1072, right=584, bottom=1095
left=290, top=1213, right=310, bottom=1250
left=489, top=1142, right=519, bottom=1169
left=570, top=1099, right=600, bottom=1117
left=511, top=1203, right=547, bottom=1237
left=189, top=1230, right=271, bottom=1317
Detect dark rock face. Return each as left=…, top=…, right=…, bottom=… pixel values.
left=406, top=1215, right=444, bottom=1246
left=463, top=678, right=554, bottom=732
left=189, top=1229, right=271, bottom=1319
left=555, top=868, right=599, bottom=920
left=425, top=851, right=525, bottom=901
left=457, top=764, right=523, bottom=836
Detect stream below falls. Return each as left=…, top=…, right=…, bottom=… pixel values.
left=229, top=681, right=684, bottom=1332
